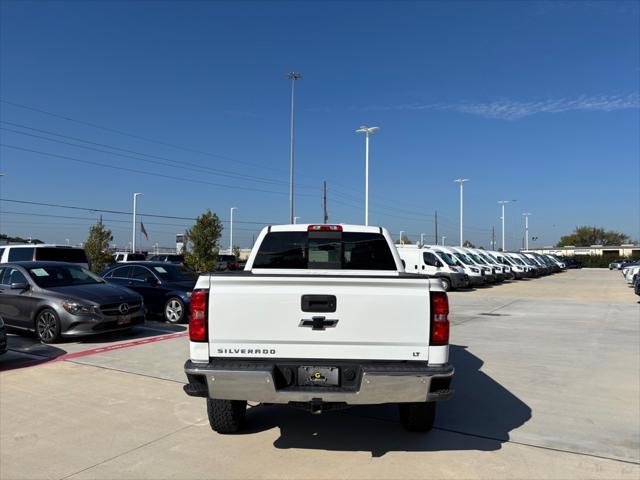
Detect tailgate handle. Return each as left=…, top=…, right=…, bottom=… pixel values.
left=301, top=295, right=336, bottom=313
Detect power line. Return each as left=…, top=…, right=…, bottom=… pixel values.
left=0, top=98, right=279, bottom=174
left=0, top=143, right=318, bottom=198
left=0, top=122, right=323, bottom=191
left=0, top=211, right=264, bottom=233
left=0, top=198, right=275, bottom=224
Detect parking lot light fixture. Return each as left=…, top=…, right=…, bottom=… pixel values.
left=288, top=72, right=302, bottom=224
left=498, top=200, right=516, bottom=251
left=522, top=213, right=532, bottom=250
left=356, top=126, right=380, bottom=226
left=454, top=179, right=469, bottom=247
left=230, top=207, right=237, bottom=255
left=132, top=193, right=143, bottom=253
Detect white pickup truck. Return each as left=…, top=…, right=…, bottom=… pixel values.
left=183, top=224, right=454, bottom=433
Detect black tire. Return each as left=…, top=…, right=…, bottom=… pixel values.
left=439, top=277, right=451, bottom=292
left=399, top=401, right=436, bottom=432
left=35, top=308, right=62, bottom=344
left=207, top=399, right=247, bottom=434
left=164, top=297, right=185, bottom=324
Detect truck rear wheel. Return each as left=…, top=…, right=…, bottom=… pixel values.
left=207, top=399, right=247, bottom=434
left=398, top=401, right=436, bottom=432
left=439, top=277, right=451, bottom=291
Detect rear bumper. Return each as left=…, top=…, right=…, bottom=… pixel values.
left=184, top=360, right=454, bottom=405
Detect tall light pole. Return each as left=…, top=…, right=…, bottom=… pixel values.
left=230, top=207, right=237, bottom=255
left=420, top=233, right=425, bottom=246
left=132, top=193, right=143, bottom=253
left=0, top=173, right=6, bottom=236
left=454, top=179, right=469, bottom=246
left=522, top=213, right=531, bottom=250
left=288, top=72, right=302, bottom=224
left=442, top=235, right=446, bottom=246
left=356, top=126, right=380, bottom=226
left=498, top=200, right=516, bottom=251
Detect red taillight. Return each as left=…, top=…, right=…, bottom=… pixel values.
left=307, top=225, right=343, bottom=232
left=430, top=291, right=450, bottom=346
left=189, top=290, right=208, bottom=342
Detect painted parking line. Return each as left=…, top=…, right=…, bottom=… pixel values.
left=0, top=331, right=188, bottom=372
left=54, top=331, right=189, bottom=361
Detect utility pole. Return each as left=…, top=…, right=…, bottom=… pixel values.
left=434, top=211, right=438, bottom=245
left=132, top=193, right=143, bottom=253
left=498, top=200, right=516, bottom=251
left=454, top=179, right=469, bottom=247
left=356, top=126, right=379, bottom=226
left=323, top=180, right=328, bottom=223
left=492, top=226, right=496, bottom=250
left=288, top=72, right=302, bottom=223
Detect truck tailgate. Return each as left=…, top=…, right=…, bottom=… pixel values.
left=207, top=275, right=432, bottom=361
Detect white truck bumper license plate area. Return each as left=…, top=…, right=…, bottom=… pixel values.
left=298, top=366, right=339, bottom=386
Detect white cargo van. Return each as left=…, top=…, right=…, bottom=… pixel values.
left=451, top=247, right=496, bottom=283
left=0, top=244, right=89, bottom=268
left=438, top=246, right=486, bottom=286
left=487, top=251, right=530, bottom=279
left=396, top=245, right=469, bottom=291
left=476, top=249, right=513, bottom=279
left=469, top=248, right=508, bottom=281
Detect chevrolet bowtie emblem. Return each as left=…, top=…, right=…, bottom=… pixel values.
left=299, top=316, right=339, bottom=331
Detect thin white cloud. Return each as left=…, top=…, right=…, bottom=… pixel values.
left=440, top=93, right=640, bottom=120
left=363, top=93, right=640, bottom=120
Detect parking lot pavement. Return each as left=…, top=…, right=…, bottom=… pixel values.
left=0, top=321, right=187, bottom=374
left=1, top=270, right=639, bottom=479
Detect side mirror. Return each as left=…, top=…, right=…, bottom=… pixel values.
left=11, top=282, right=29, bottom=290
left=435, top=261, right=443, bottom=268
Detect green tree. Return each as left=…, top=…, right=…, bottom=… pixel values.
left=463, top=240, right=476, bottom=248
left=84, top=222, right=114, bottom=273
left=556, top=226, right=630, bottom=247
left=183, top=209, right=223, bottom=272
left=394, top=233, right=413, bottom=245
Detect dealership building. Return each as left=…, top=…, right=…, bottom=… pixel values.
left=527, top=244, right=640, bottom=258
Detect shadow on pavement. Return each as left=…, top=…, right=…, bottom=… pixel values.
left=241, top=345, right=531, bottom=457
left=0, top=321, right=186, bottom=371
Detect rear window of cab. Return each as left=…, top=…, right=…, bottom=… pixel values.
left=253, top=231, right=396, bottom=270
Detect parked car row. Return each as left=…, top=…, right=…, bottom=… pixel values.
left=0, top=261, right=146, bottom=343
left=396, top=245, right=566, bottom=291
left=621, top=261, right=640, bottom=297
left=114, top=252, right=240, bottom=271
left=609, top=259, right=635, bottom=270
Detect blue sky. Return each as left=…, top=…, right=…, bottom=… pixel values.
left=1, top=0, right=638, bottom=251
